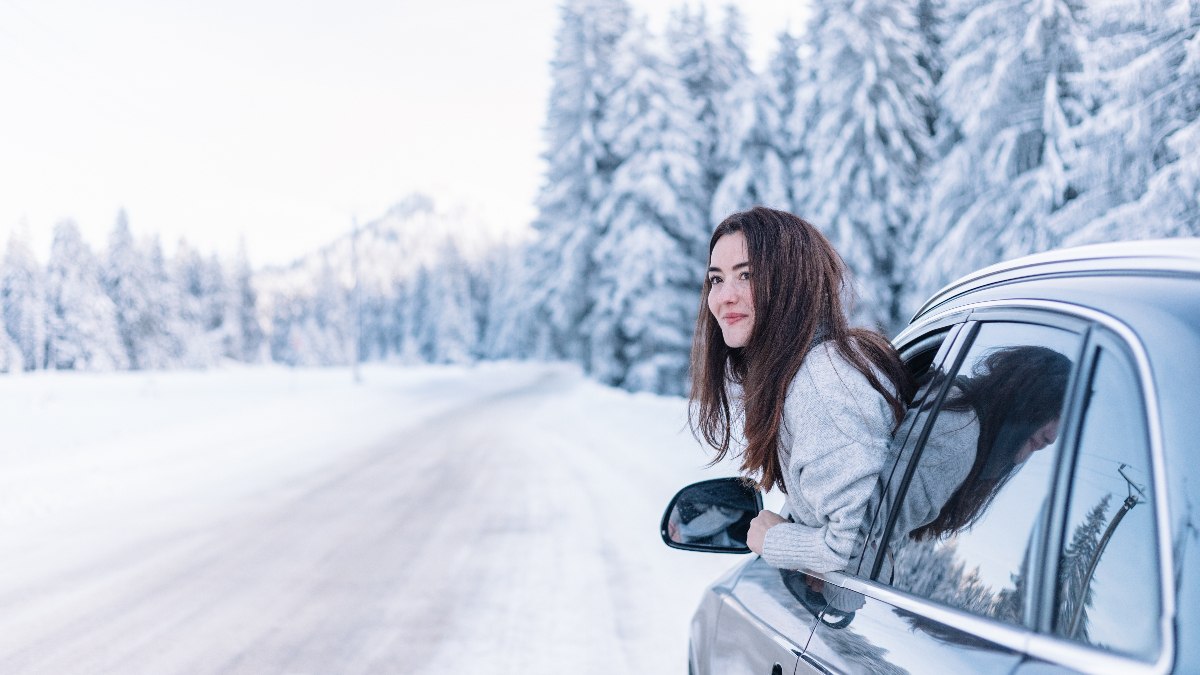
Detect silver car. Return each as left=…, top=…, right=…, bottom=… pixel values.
left=662, top=240, right=1200, bottom=674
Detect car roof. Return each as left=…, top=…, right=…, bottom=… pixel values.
left=912, top=238, right=1200, bottom=323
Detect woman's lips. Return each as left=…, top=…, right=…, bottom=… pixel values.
left=723, top=313, right=748, bottom=325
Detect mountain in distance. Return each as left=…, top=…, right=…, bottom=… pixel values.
left=254, top=193, right=525, bottom=307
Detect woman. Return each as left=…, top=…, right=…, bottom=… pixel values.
left=690, top=207, right=914, bottom=573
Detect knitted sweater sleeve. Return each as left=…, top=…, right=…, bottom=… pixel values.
left=760, top=344, right=895, bottom=573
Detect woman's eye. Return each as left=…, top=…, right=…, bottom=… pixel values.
left=739, top=271, right=751, bottom=280
left=709, top=276, right=722, bottom=285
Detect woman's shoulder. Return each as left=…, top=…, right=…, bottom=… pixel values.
left=782, top=339, right=894, bottom=452
left=794, top=340, right=879, bottom=395
left=786, top=340, right=894, bottom=430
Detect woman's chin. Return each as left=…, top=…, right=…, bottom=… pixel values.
left=721, top=333, right=749, bottom=349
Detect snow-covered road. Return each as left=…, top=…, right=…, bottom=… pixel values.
left=0, top=363, right=741, bottom=674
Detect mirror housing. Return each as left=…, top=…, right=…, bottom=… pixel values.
left=660, top=477, right=763, bottom=554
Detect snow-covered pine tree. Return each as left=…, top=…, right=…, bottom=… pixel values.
left=476, top=240, right=532, bottom=360
left=171, top=241, right=219, bottom=367
left=1, top=230, right=47, bottom=371
left=357, top=290, right=391, bottom=362
left=406, top=265, right=435, bottom=363
left=0, top=320, right=21, bottom=373
left=1061, top=0, right=1200, bottom=244
left=139, top=235, right=189, bottom=369
left=586, top=16, right=707, bottom=394
left=917, top=0, right=948, bottom=91
left=710, top=15, right=792, bottom=218
left=426, top=239, right=475, bottom=364
left=268, top=291, right=301, bottom=366
left=200, top=254, right=229, bottom=340
left=1056, top=493, right=1112, bottom=642
left=465, top=249, right=497, bottom=362
left=779, top=30, right=821, bottom=217
left=230, top=241, right=265, bottom=363
left=268, top=265, right=346, bottom=369
left=992, top=561, right=1028, bottom=624
left=766, top=28, right=806, bottom=214
left=104, top=210, right=159, bottom=369
left=802, top=0, right=934, bottom=332
left=523, top=0, right=631, bottom=363
left=387, top=277, right=411, bottom=362
left=310, top=254, right=353, bottom=366
left=44, top=220, right=127, bottom=371
left=710, top=78, right=789, bottom=218
left=666, top=3, right=751, bottom=226
left=916, top=0, right=1087, bottom=302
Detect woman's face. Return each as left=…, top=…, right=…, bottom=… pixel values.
left=1015, top=418, right=1060, bottom=464
left=707, top=231, right=754, bottom=349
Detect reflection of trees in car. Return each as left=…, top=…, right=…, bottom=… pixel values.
left=891, top=538, right=995, bottom=615
left=1057, top=472, right=1145, bottom=644
left=892, top=492, right=1119, bottom=646
left=1057, top=493, right=1112, bottom=641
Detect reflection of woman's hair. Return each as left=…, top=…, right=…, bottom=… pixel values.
left=911, top=345, right=1071, bottom=540
left=689, top=207, right=915, bottom=492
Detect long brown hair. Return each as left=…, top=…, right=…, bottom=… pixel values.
left=689, top=207, right=914, bottom=493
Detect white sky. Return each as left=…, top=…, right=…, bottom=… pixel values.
left=0, top=0, right=806, bottom=267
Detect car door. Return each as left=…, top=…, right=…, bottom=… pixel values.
left=798, top=312, right=1089, bottom=674
left=706, top=556, right=811, bottom=675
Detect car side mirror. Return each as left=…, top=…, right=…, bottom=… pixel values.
left=660, top=477, right=763, bottom=554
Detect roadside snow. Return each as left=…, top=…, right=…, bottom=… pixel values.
left=0, top=362, right=747, bottom=674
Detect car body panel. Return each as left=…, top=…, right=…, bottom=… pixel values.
left=709, top=557, right=813, bottom=674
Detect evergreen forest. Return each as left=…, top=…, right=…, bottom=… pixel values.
left=2, top=0, right=1198, bottom=396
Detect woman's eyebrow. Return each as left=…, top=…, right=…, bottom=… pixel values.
left=707, top=261, right=751, bottom=273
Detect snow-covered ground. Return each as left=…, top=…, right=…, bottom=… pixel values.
left=0, top=362, right=748, bottom=674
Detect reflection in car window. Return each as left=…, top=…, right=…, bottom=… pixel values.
left=884, top=322, right=1079, bottom=626
left=1054, top=344, right=1160, bottom=660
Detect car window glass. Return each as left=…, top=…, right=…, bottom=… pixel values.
left=884, top=322, right=1079, bottom=626
left=1053, top=344, right=1161, bottom=660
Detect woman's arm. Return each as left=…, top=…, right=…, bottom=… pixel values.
left=759, top=345, right=895, bottom=573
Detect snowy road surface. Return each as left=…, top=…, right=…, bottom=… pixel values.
left=0, top=363, right=741, bottom=674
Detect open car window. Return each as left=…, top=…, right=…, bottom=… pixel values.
left=876, top=321, right=1082, bottom=627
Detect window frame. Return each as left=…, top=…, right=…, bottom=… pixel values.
left=1029, top=326, right=1168, bottom=666
left=862, top=298, right=1177, bottom=675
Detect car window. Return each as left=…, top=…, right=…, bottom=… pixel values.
left=883, top=321, right=1080, bottom=627
left=1052, top=341, right=1161, bottom=660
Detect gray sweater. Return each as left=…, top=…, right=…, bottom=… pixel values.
left=760, top=341, right=896, bottom=573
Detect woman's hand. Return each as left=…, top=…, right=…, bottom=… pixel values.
left=746, top=509, right=786, bottom=554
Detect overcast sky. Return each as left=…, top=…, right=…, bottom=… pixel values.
left=0, top=0, right=805, bottom=266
